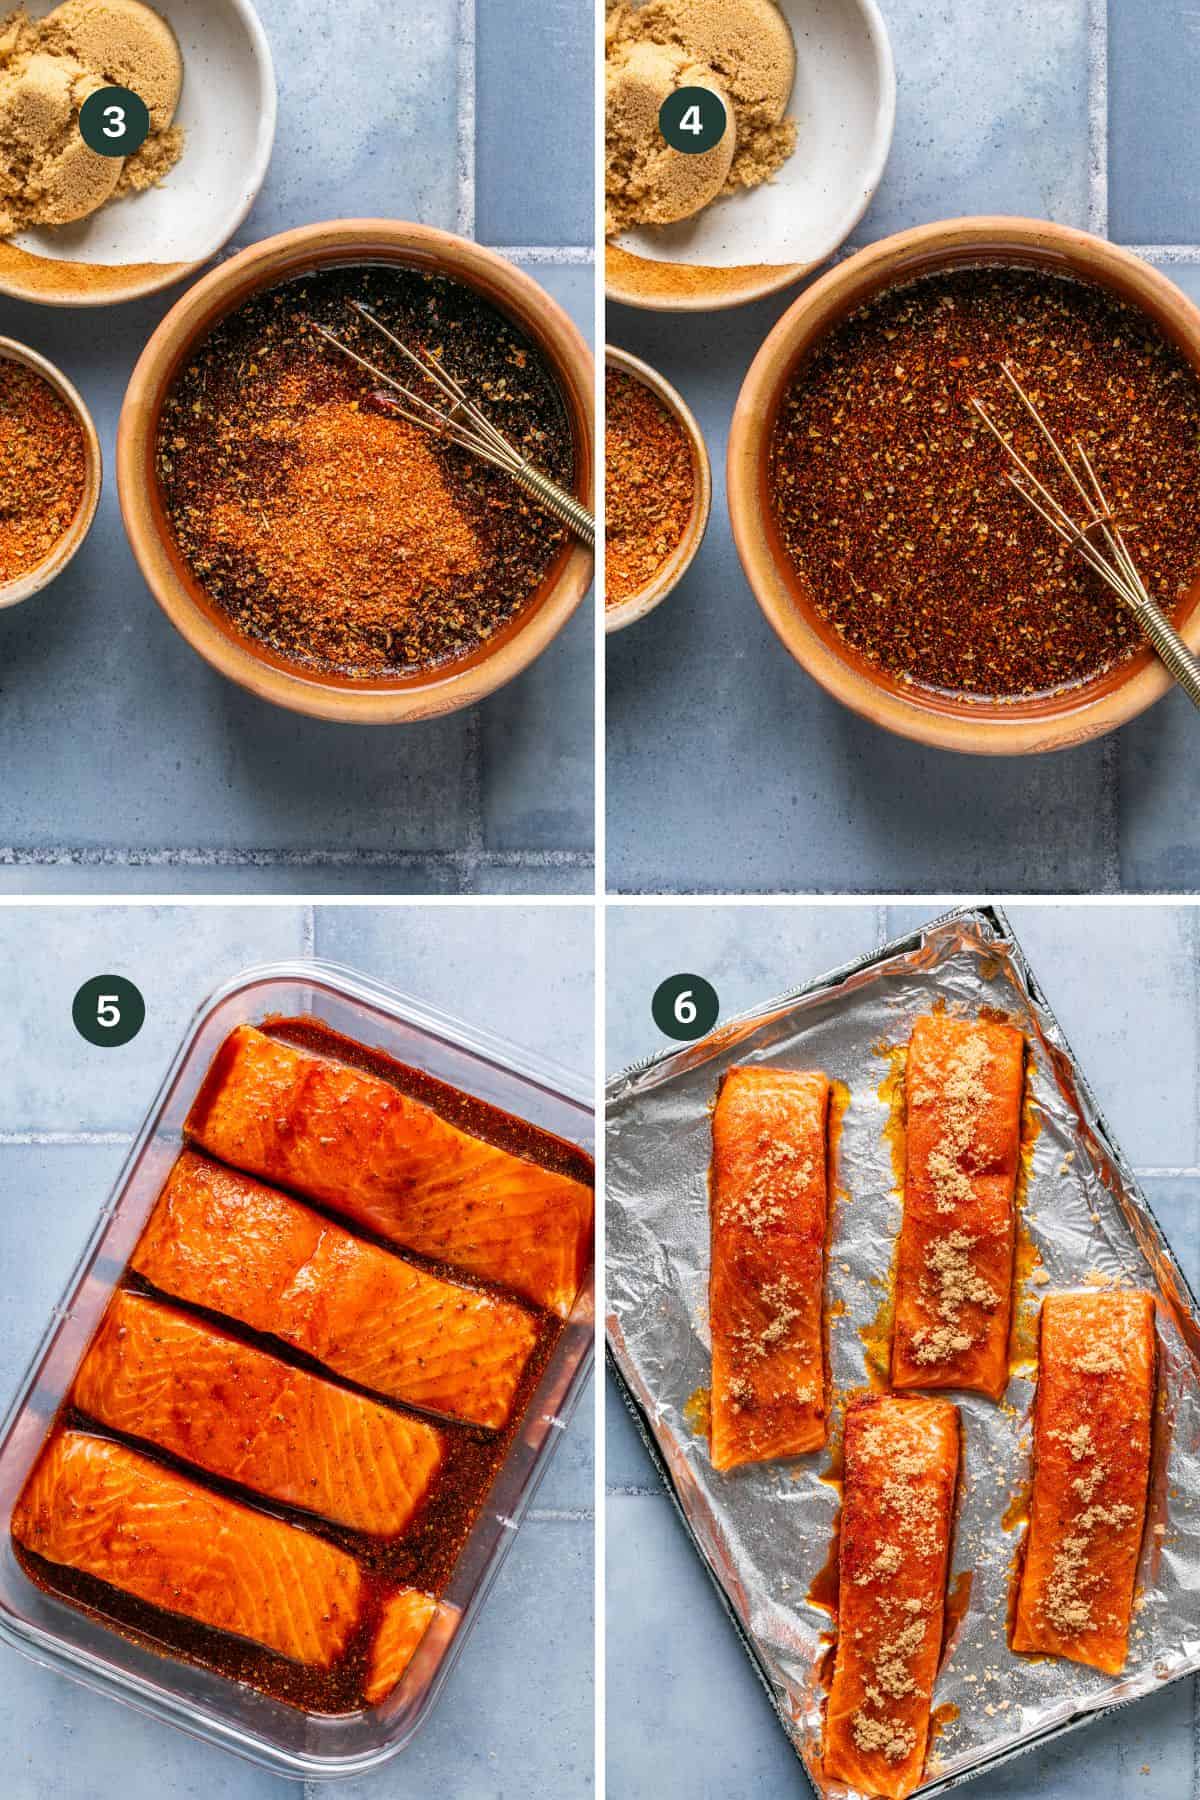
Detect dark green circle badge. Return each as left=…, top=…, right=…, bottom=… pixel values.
left=79, top=87, right=151, bottom=157
left=72, top=976, right=145, bottom=1048
left=652, top=974, right=719, bottom=1042
left=658, top=86, right=729, bottom=154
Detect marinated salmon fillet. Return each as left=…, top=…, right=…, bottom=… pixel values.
left=186, top=1025, right=592, bottom=1316
left=892, top=1013, right=1025, bottom=1401
left=131, top=1153, right=538, bottom=1431
left=710, top=1066, right=831, bottom=1471
left=1012, top=1290, right=1156, bottom=1674
left=72, top=1291, right=443, bottom=1538
left=13, top=1431, right=361, bottom=1668
left=823, top=1395, right=960, bottom=1800
left=365, top=1587, right=439, bottom=1704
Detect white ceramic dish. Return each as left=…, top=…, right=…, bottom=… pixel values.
left=606, top=0, right=896, bottom=312
left=0, top=0, right=277, bottom=306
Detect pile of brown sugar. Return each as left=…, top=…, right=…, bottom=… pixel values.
left=0, top=357, right=86, bottom=584
left=0, top=0, right=184, bottom=238
left=605, top=366, right=695, bottom=605
left=606, top=0, right=797, bottom=236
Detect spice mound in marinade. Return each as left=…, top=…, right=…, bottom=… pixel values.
left=156, top=266, right=574, bottom=679
left=769, top=266, right=1200, bottom=699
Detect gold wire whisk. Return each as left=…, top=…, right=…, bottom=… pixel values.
left=312, top=304, right=595, bottom=550
left=971, top=362, right=1200, bottom=711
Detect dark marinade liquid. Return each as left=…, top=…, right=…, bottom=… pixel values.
left=15, top=1017, right=594, bottom=1715
left=156, top=264, right=575, bottom=680
left=769, top=265, right=1200, bottom=699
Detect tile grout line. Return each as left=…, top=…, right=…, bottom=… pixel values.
left=1086, top=0, right=1109, bottom=237
left=486, top=245, right=595, bottom=264
left=455, top=0, right=476, bottom=238
left=0, top=847, right=594, bottom=872
left=1126, top=245, right=1200, bottom=264
left=461, top=708, right=487, bottom=896
left=301, top=903, right=316, bottom=960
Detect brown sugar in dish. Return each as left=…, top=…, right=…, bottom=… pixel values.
left=770, top=265, right=1200, bottom=699
left=606, top=0, right=797, bottom=237
left=0, top=1, right=184, bottom=238
left=605, top=366, right=694, bottom=605
left=0, top=358, right=86, bottom=585
left=157, top=265, right=574, bottom=680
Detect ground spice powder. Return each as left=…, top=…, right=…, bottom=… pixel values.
left=157, top=265, right=572, bottom=679
left=605, top=366, right=694, bottom=604
left=0, top=358, right=85, bottom=585
left=770, top=266, right=1200, bottom=698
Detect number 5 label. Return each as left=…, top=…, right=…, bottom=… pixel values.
left=72, top=976, right=146, bottom=1048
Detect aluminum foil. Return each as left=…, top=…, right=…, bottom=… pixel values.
left=606, top=906, right=1200, bottom=1798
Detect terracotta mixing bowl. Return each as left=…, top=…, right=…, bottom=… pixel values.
left=118, top=220, right=594, bottom=723
left=728, top=216, right=1200, bottom=754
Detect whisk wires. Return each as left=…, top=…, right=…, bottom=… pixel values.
left=312, top=304, right=594, bottom=548
left=971, top=362, right=1200, bottom=709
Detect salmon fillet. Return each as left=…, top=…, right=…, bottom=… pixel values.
left=72, top=1290, right=443, bottom=1538
left=710, top=1066, right=831, bottom=1470
left=131, top=1153, right=538, bottom=1431
left=13, top=1431, right=361, bottom=1668
left=186, top=1025, right=592, bottom=1316
left=1012, top=1290, right=1156, bottom=1674
left=892, top=1013, right=1024, bottom=1400
left=365, top=1588, right=439, bottom=1704
left=823, top=1395, right=960, bottom=1800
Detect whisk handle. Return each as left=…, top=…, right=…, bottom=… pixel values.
left=511, top=463, right=596, bottom=550
left=1123, top=589, right=1200, bottom=711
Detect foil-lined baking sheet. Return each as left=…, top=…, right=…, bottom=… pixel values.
left=606, top=906, right=1200, bottom=1797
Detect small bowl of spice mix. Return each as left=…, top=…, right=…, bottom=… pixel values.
left=605, top=346, right=710, bottom=631
left=0, top=337, right=100, bottom=606
left=117, top=219, right=594, bottom=722
left=729, top=216, right=1200, bottom=753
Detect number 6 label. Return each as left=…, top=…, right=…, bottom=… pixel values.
left=652, top=974, right=719, bottom=1043
left=72, top=976, right=146, bottom=1048
left=79, top=87, right=152, bottom=158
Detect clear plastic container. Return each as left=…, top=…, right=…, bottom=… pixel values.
left=0, top=961, right=595, bottom=1781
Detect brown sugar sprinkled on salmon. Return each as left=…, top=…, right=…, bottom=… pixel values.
left=1012, top=1290, right=1155, bottom=1673
left=892, top=1014, right=1024, bottom=1399
left=709, top=1066, right=831, bottom=1470
left=822, top=1395, right=960, bottom=1800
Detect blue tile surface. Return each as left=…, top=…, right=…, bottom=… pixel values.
left=476, top=0, right=595, bottom=246
left=0, top=0, right=594, bottom=897
left=1109, top=0, right=1200, bottom=244
left=606, top=901, right=1200, bottom=1799
left=605, top=901, right=885, bottom=1072
left=0, top=904, right=594, bottom=1795
left=858, top=0, right=1093, bottom=242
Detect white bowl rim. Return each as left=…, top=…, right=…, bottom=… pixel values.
left=606, top=0, right=898, bottom=315
left=0, top=0, right=279, bottom=309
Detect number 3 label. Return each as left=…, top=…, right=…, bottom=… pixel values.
left=78, top=87, right=151, bottom=158
left=73, top=976, right=145, bottom=1048
left=652, top=974, right=719, bottom=1043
